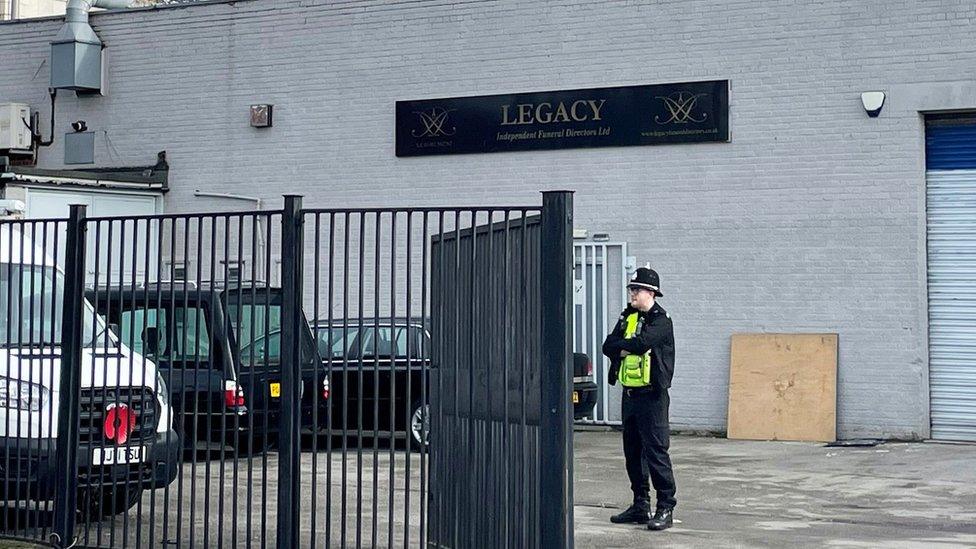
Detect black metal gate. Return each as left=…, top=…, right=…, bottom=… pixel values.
left=0, top=191, right=573, bottom=548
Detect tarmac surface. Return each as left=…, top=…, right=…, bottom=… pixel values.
left=2, top=430, right=974, bottom=548
left=574, top=429, right=976, bottom=548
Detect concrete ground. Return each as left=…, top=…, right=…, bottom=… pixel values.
left=3, top=431, right=974, bottom=548
left=574, top=430, right=976, bottom=549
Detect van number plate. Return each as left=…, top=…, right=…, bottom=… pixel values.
left=93, top=446, right=147, bottom=466
left=572, top=391, right=579, bottom=404
left=270, top=383, right=281, bottom=398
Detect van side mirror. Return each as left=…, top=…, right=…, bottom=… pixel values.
left=143, top=327, right=161, bottom=355
left=109, top=323, right=120, bottom=338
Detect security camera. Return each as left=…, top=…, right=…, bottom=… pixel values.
left=71, top=120, right=88, bottom=132
left=860, top=92, right=885, bottom=118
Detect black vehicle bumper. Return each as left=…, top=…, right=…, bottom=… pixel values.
left=0, top=429, right=180, bottom=500
left=573, top=381, right=599, bottom=419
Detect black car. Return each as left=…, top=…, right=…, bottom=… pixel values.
left=88, top=282, right=328, bottom=454
left=573, top=352, right=598, bottom=420
left=315, top=318, right=599, bottom=449
left=315, top=318, right=431, bottom=451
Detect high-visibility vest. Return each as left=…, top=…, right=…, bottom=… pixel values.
left=619, top=312, right=651, bottom=387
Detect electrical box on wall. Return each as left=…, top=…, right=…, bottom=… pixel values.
left=65, top=131, right=95, bottom=164
left=0, top=103, right=32, bottom=151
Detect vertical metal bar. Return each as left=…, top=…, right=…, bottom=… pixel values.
left=26, top=221, right=39, bottom=538
left=124, top=218, right=141, bottom=548
left=519, top=212, right=528, bottom=549
left=176, top=215, right=190, bottom=549
left=500, top=210, right=513, bottom=549
left=211, top=215, right=222, bottom=547
left=600, top=245, right=609, bottom=422
left=486, top=210, right=496, bottom=549
left=356, top=212, right=365, bottom=549
left=143, top=219, right=158, bottom=546
left=452, top=210, right=460, bottom=549
left=232, top=215, right=246, bottom=549
left=52, top=205, right=87, bottom=549
left=371, top=212, right=381, bottom=549
left=404, top=211, right=413, bottom=549
left=467, top=210, right=476, bottom=549
left=261, top=216, right=272, bottom=549
left=277, top=195, right=303, bottom=549
left=12, top=221, right=25, bottom=539
left=340, top=212, right=351, bottom=549
left=222, top=214, right=237, bottom=548
left=431, top=210, right=445, bottom=549
left=147, top=217, right=163, bottom=545
left=160, top=218, right=175, bottom=548
left=244, top=215, right=259, bottom=549
left=188, top=216, right=206, bottom=549
left=326, top=212, right=336, bottom=547
left=387, top=211, right=396, bottom=549
left=2, top=222, right=13, bottom=537
left=38, top=221, right=54, bottom=541
left=418, top=211, right=429, bottom=549
left=310, top=212, right=321, bottom=549
left=539, top=191, right=574, bottom=549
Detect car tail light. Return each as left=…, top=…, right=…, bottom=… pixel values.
left=224, top=380, right=245, bottom=407
left=322, top=376, right=330, bottom=400
left=587, top=361, right=593, bottom=376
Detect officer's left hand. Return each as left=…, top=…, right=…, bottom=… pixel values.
left=620, top=350, right=630, bottom=357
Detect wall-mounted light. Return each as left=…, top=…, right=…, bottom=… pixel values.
left=250, top=104, right=273, bottom=128
left=70, top=120, right=87, bottom=132
left=592, top=233, right=610, bottom=242
left=860, top=91, right=885, bottom=118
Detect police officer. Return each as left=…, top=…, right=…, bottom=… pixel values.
left=602, top=267, right=676, bottom=531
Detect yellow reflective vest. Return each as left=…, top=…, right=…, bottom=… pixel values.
left=619, top=312, right=652, bottom=387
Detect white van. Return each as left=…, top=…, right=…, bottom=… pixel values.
left=0, top=225, right=179, bottom=519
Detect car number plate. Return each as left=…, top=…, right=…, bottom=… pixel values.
left=93, top=446, right=146, bottom=466
left=270, top=382, right=281, bottom=398
left=572, top=391, right=579, bottom=404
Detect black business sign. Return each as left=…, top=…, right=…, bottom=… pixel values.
left=395, top=80, right=729, bottom=157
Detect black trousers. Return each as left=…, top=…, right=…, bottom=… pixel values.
left=621, top=386, right=676, bottom=510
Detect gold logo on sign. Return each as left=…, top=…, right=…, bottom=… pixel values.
left=412, top=108, right=456, bottom=138
left=654, top=92, right=708, bottom=124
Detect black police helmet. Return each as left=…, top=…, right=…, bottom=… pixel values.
left=627, top=267, right=662, bottom=297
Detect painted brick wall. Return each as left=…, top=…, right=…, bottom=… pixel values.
left=2, top=0, right=975, bottom=438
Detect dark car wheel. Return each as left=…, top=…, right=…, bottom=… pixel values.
left=77, top=485, right=144, bottom=521
left=409, top=400, right=430, bottom=452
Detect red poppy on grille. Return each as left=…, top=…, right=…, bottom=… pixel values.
left=104, top=404, right=137, bottom=445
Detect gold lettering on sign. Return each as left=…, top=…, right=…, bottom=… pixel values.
left=499, top=99, right=608, bottom=125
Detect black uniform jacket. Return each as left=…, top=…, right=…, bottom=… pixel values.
left=602, top=303, right=675, bottom=389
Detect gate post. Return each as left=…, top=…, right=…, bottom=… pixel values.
left=52, top=205, right=87, bottom=548
left=539, top=190, right=574, bottom=549
left=278, top=195, right=304, bottom=549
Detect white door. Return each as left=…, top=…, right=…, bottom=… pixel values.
left=25, top=188, right=161, bottom=284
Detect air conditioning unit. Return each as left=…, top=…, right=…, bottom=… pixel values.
left=0, top=103, right=33, bottom=151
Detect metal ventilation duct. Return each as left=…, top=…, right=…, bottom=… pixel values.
left=50, top=0, right=133, bottom=92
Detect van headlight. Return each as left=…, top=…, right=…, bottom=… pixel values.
left=0, top=376, right=49, bottom=412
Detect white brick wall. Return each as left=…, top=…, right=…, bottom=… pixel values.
left=2, top=0, right=975, bottom=438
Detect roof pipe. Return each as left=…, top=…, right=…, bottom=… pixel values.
left=57, top=0, right=134, bottom=48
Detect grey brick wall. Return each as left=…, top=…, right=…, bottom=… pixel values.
left=2, top=0, right=975, bottom=438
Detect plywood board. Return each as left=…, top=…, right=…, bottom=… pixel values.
left=727, top=334, right=838, bottom=442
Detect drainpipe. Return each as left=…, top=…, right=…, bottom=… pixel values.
left=192, top=191, right=267, bottom=281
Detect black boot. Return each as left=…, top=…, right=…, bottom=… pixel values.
left=647, top=507, right=673, bottom=531
left=610, top=500, right=650, bottom=524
